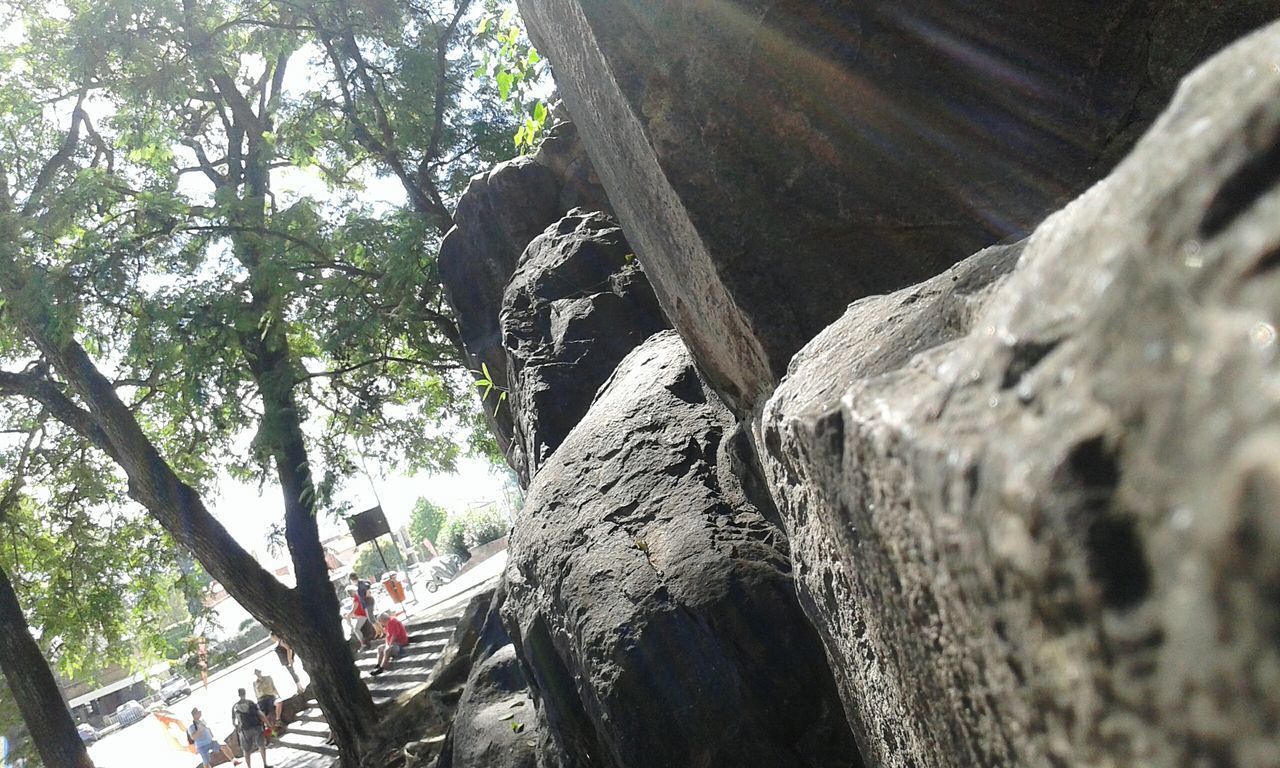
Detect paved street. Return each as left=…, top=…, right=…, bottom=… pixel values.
left=85, top=552, right=506, bottom=768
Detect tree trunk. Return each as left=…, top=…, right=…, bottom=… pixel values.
left=244, top=313, right=378, bottom=765
left=0, top=255, right=375, bottom=763
left=0, top=563, right=94, bottom=768
left=230, top=123, right=379, bottom=763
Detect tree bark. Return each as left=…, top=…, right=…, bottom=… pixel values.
left=240, top=298, right=378, bottom=765
left=0, top=247, right=374, bottom=765
left=0, top=563, right=94, bottom=768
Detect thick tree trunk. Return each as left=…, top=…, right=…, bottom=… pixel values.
left=245, top=318, right=378, bottom=766
left=0, top=564, right=94, bottom=768
left=229, top=124, right=379, bottom=764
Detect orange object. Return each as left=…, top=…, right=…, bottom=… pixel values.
left=382, top=576, right=405, bottom=603
left=154, top=710, right=197, bottom=754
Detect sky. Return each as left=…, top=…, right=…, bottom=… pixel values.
left=206, top=455, right=515, bottom=564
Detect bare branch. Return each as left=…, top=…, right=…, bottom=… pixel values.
left=426, top=0, right=475, bottom=162
left=21, top=89, right=88, bottom=216
left=296, top=355, right=461, bottom=383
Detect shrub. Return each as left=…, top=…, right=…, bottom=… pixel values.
left=438, top=506, right=510, bottom=558
left=463, top=506, right=508, bottom=550
left=439, top=517, right=469, bottom=558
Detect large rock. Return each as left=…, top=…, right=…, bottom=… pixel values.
left=504, top=331, right=860, bottom=768
left=500, top=209, right=669, bottom=483
left=433, top=645, right=539, bottom=768
left=761, top=22, right=1280, bottom=768
left=516, top=0, right=1280, bottom=414
left=439, top=120, right=612, bottom=451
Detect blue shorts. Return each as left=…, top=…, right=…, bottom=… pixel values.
left=197, top=741, right=221, bottom=763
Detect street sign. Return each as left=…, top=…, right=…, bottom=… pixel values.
left=348, top=506, right=391, bottom=545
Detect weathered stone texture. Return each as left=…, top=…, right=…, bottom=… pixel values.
left=438, top=120, right=611, bottom=450
left=516, top=0, right=1280, bottom=414
left=761, top=23, right=1280, bottom=768
left=500, top=209, right=669, bottom=483
left=504, top=331, right=861, bottom=768
left=433, top=645, right=538, bottom=768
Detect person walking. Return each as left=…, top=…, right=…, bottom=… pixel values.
left=270, top=633, right=300, bottom=687
left=346, top=587, right=372, bottom=650
left=349, top=572, right=375, bottom=617
left=187, top=708, right=239, bottom=768
left=252, top=669, right=282, bottom=726
left=231, top=688, right=270, bottom=768
left=369, top=611, right=410, bottom=676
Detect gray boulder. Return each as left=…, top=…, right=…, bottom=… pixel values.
left=500, top=209, right=669, bottom=483
left=439, top=120, right=613, bottom=451
left=433, top=645, right=539, bottom=768
left=504, top=331, right=861, bottom=768
left=761, top=22, right=1280, bottom=768
left=516, top=0, right=1280, bottom=414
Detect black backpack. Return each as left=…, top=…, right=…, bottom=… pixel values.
left=233, top=700, right=263, bottom=730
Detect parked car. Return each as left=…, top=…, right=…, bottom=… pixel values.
left=158, top=675, right=192, bottom=704
left=75, top=723, right=96, bottom=744
left=114, top=700, right=146, bottom=728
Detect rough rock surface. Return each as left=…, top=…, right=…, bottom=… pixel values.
left=428, top=588, right=502, bottom=699
left=500, top=209, right=669, bottom=483
left=504, top=331, right=860, bottom=768
left=761, top=23, right=1280, bottom=768
left=516, top=0, right=1280, bottom=414
left=439, top=120, right=612, bottom=450
left=431, top=585, right=550, bottom=768
left=433, top=645, right=538, bottom=768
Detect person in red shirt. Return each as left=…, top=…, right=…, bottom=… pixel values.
left=346, top=588, right=371, bottom=650
left=369, top=612, right=409, bottom=676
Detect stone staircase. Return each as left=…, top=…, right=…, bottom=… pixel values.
left=270, top=616, right=460, bottom=762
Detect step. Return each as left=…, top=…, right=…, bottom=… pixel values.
left=358, top=654, right=442, bottom=675
left=354, top=645, right=443, bottom=669
left=406, top=616, right=462, bottom=632
left=274, top=737, right=339, bottom=758
left=281, top=722, right=329, bottom=738
left=369, top=670, right=432, bottom=686
left=290, top=711, right=326, bottom=724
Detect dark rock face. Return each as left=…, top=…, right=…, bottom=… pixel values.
left=431, top=586, right=549, bottom=768
left=433, top=645, right=538, bottom=768
left=504, top=331, right=861, bottom=768
left=515, top=0, right=1280, bottom=414
left=761, top=23, right=1280, bottom=767
left=439, top=121, right=612, bottom=451
left=501, top=210, right=669, bottom=483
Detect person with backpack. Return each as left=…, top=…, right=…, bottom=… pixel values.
left=187, top=707, right=239, bottom=767
left=231, top=688, right=270, bottom=768
left=348, top=573, right=382, bottom=641
left=346, top=586, right=372, bottom=650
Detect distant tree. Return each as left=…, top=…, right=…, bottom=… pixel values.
left=352, top=543, right=405, bottom=580
left=438, top=506, right=509, bottom=558
left=408, top=498, right=449, bottom=549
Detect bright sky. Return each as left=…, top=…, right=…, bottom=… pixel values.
left=209, top=456, right=514, bottom=563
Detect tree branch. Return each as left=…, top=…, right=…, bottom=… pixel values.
left=296, top=355, right=460, bottom=383
left=426, top=0, right=475, bottom=162
left=22, top=89, right=88, bottom=217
